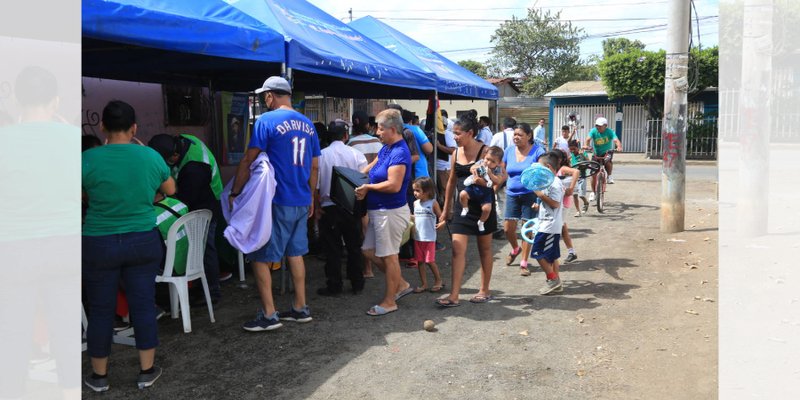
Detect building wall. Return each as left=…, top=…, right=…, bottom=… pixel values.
left=395, top=99, right=490, bottom=122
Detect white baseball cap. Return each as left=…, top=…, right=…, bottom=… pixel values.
left=595, top=117, right=608, bottom=126
left=255, top=76, right=292, bottom=95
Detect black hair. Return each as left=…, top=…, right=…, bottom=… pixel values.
left=102, top=100, right=136, bottom=132
left=537, top=152, right=560, bottom=171
left=82, top=135, right=102, bottom=152
left=468, top=109, right=478, bottom=119
left=479, top=116, right=491, bottom=125
left=453, top=113, right=479, bottom=137
left=148, top=134, right=179, bottom=160
left=547, top=150, right=569, bottom=168
left=561, top=125, right=570, bottom=131
left=401, top=109, right=414, bottom=123
left=368, top=116, right=376, bottom=126
left=327, top=120, right=348, bottom=142
left=440, top=109, right=448, bottom=118
left=486, top=146, right=504, bottom=161
left=412, top=177, right=436, bottom=200
left=568, top=139, right=581, bottom=148
left=15, top=66, right=57, bottom=107
left=411, top=114, right=420, bottom=125
left=515, top=122, right=533, bottom=144
left=503, top=117, right=516, bottom=128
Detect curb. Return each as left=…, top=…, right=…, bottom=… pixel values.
left=615, top=160, right=717, bottom=166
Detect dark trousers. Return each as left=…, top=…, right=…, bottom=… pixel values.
left=319, top=205, right=364, bottom=292
left=203, top=219, right=220, bottom=298
left=82, top=229, right=163, bottom=357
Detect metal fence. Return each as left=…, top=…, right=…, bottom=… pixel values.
left=646, top=117, right=718, bottom=160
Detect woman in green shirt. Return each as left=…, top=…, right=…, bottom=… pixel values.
left=82, top=100, right=175, bottom=392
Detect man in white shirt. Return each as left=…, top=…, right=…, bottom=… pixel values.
left=489, top=117, right=516, bottom=239
left=347, top=111, right=382, bottom=163
left=477, top=116, right=494, bottom=144
left=316, top=120, right=369, bottom=296
left=435, top=110, right=457, bottom=207
left=534, top=118, right=547, bottom=147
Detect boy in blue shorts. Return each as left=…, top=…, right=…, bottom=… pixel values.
left=531, top=152, right=566, bottom=294
left=459, top=146, right=505, bottom=232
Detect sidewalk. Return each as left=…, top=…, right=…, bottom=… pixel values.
left=614, top=152, right=717, bottom=166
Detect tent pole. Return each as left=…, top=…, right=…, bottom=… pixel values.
left=494, top=99, right=500, bottom=134
left=323, top=93, right=328, bottom=124
left=433, top=90, right=439, bottom=190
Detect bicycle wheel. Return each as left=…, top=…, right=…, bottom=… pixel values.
left=596, top=169, right=606, bottom=213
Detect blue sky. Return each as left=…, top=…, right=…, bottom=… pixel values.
left=309, top=0, right=719, bottom=64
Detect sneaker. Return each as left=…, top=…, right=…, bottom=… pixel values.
left=565, top=253, right=578, bottom=263
left=539, top=278, right=563, bottom=295
left=136, top=366, right=163, bottom=389
left=607, top=176, right=614, bottom=184
left=477, top=220, right=486, bottom=232
left=574, top=212, right=582, bottom=218
left=84, top=375, right=109, bottom=392
left=242, top=309, right=283, bottom=332
left=588, top=192, right=595, bottom=202
left=113, top=319, right=131, bottom=332
left=219, top=272, right=233, bottom=282
left=520, top=266, right=531, bottom=276
left=582, top=201, right=589, bottom=213
left=278, top=306, right=313, bottom=323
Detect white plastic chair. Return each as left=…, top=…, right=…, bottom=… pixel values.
left=156, top=209, right=215, bottom=333
left=238, top=250, right=246, bottom=282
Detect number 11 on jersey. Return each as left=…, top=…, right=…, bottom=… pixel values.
left=292, top=136, right=306, bottom=166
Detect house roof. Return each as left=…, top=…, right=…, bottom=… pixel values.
left=488, top=77, right=521, bottom=93
left=544, top=80, right=607, bottom=97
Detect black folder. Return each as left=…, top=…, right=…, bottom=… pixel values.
left=330, top=166, right=369, bottom=216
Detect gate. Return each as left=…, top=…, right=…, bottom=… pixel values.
left=552, top=104, right=616, bottom=145
left=621, top=104, right=648, bottom=152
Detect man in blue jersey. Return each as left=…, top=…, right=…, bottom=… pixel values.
left=229, top=76, right=321, bottom=332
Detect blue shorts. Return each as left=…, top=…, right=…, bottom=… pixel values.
left=531, top=232, right=561, bottom=262
left=504, top=192, right=537, bottom=221
left=249, top=205, right=309, bottom=262
left=465, top=185, right=494, bottom=205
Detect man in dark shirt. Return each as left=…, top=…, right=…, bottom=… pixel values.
left=148, top=133, right=224, bottom=304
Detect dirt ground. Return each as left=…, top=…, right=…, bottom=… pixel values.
left=82, top=176, right=718, bottom=400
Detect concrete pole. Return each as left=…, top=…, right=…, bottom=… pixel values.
left=737, top=0, right=772, bottom=237
left=660, top=0, right=690, bottom=233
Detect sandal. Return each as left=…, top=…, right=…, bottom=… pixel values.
left=435, top=298, right=460, bottom=308
left=429, top=283, right=445, bottom=293
left=520, top=266, right=531, bottom=276
left=366, top=305, right=398, bottom=316
left=413, top=286, right=428, bottom=294
left=505, top=247, right=522, bottom=266
left=469, top=294, right=495, bottom=303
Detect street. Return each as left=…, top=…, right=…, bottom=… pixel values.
left=614, top=164, right=717, bottom=182
left=83, top=175, right=718, bottom=399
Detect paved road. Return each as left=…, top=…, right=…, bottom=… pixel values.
left=613, top=164, right=717, bottom=181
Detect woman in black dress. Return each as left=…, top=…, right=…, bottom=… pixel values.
left=437, top=115, right=505, bottom=306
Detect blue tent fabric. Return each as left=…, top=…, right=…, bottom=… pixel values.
left=228, top=0, right=437, bottom=93
left=82, top=0, right=285, bottom=63
left=350, top=16, right=499, bottom=100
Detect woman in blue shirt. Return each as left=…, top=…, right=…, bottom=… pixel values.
left=502, top=122, right=545, bottom=276
left=355, top=109, right=413, bottom=316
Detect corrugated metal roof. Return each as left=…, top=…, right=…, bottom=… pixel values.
left=544, top=81, right=607, bottom=97
left=498, top=96, right=549, bottom=108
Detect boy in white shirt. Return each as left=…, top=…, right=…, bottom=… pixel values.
left=531, top=152, right=565, bottom=295
left=553, top=125, right=570, bottom=155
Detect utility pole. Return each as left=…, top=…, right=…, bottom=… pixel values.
left=660, top=0, right=690, bottom=233
left=348, top=8, right=353, bottom=22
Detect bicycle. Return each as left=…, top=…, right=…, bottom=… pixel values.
left=573, top=149, right=614, bottom=213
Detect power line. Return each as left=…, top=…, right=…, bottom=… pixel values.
left=375, top=16, right=680, bottom=22
left=356, top=1, right=670, bottom=13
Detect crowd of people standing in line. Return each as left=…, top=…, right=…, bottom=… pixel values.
left=81, top=74, right=623, bottom=392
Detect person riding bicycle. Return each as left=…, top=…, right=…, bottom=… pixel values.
left=584, top=117, right=622, bottom=200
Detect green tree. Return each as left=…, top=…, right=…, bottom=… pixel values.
left=599, top=46, right=719, bottom=117
left=457, top=60, right=488, bottom=78
left=602, top=38, right=646, bottom=58
left=488, top=8, right=587, bottom=97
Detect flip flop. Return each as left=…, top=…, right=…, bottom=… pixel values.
left=469, top=294, right=495, bottom=303
left=395, top=285, right=414, bottom=301
left=429, top=284, right=445, bottom=293
left=435, top=298, right=460, bottom=308
left=366, top=305, right=398, bottom=316
left=413, top=287, right=428, bottom=294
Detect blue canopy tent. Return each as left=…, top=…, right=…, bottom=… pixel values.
left=227, top=0, right=438, bottom=99
left=82, top=0, right=286, bottom=91
left=350, top=16, right=499, bottom=101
